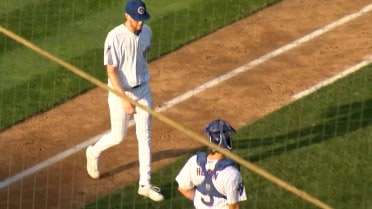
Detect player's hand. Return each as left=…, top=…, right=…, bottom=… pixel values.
left=122, top=99, right=136, bottom=114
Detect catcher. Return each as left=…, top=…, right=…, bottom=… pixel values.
left=175, top=119, right=247, bottom=209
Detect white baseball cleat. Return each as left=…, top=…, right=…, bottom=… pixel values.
left=138, top=185, right=164, bottom=202
left=86, top=146, right=100, bottom=179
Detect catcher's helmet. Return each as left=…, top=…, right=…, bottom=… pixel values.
left=204, top=119, right=236, bottom=151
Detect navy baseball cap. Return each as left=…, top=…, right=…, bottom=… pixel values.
left=125, top=0, right=150, bottom=21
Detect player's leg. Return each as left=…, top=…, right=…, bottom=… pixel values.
left=93, top=91, right=130, bottom=152
left=86, top=92, right=130, bottom=179
left=133, top=88, right=152, bottom=186
left=133, top=86, right=164, bottom=201
left=135, top=93, right=163, bottom=200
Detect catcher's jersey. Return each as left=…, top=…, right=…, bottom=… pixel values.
left=104, top=24, right=151, bottom=90
left=176, top=153, right=247, bottom=209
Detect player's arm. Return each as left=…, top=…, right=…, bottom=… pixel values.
left=225, top=169, right=246, bottom=209
left=106, top=64, right=135, bottom=114
left=175, top=155, right=197, bottom=201
left=177, top=187, right=195, bottom=201
left=228, top=202, right=239, bottom=209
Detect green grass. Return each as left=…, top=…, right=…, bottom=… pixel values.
left=0, top=0, right=278, bottom=131
left=82, top=66, right=372, bottom=209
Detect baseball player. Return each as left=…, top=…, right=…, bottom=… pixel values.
left=85, top=0, right=164, bottom=202
left=175, top=119, right=247, bottom=209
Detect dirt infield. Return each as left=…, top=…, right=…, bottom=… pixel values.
left=0, top=0, right=371, bottom=208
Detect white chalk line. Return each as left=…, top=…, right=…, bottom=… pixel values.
left=292, top=56, right=372, bottom=100
left=1, top=3, right=371, bottom=190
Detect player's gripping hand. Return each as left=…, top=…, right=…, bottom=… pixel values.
left=122, top=99, right=136, bottom=114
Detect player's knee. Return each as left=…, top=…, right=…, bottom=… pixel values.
left=136, top=131, right=150, bottom=142
left=110, top=133, right=125, bottom=145
left=111, top=137, right=123, bottom=145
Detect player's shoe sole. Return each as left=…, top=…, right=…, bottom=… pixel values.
left=86, top=146, right=100, bottom=179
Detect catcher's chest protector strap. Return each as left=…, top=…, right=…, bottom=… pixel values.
left=195, top=152, right=236, bottom=199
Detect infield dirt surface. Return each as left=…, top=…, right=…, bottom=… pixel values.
left=0, top=0, right=371, bottom=208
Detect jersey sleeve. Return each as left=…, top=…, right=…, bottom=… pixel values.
left=104, top=31, right=118, bottom=67
left=175, top=155, right=197, bottom=190
left=143, top=24, right=152, bottom=41
left=223, top=168, right=247, bottom=204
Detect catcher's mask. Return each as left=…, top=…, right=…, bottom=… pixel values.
left=204, top=119, right=236, bottom=152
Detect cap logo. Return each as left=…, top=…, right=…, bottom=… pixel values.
left=137, top=6, right=145, bottom=15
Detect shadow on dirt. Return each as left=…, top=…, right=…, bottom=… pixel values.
left=100, top=147, right=201, bottom=178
